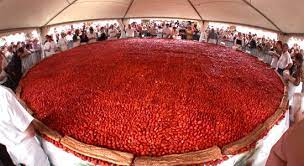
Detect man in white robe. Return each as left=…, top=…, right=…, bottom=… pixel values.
left=43, top=35, right=57, bottom=58
left=0, top=85, right=50, bottom=166
left=58, top=33, right=68, bottom=52
left=162, top=24, right=172, bottom=39
left=125, top=24, right=135, bottom=38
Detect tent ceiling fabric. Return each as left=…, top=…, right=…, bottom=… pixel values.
left=191, top=0, right=277, bottom=31
left=0, top=0, right=302, bottom=34
left=249, top=0, right=304, bottom=33
left=48, top=0, right=132, bottom=25
left=126, top=0, right=201, bottom=20
left=0, top=0, right=69, bottom=30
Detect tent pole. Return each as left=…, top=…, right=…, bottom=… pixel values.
left=187, top=0, right=203, bottom=21
left=123, top=0, right=135, bottom=19
left=241, top=0, right=282, bottom=33
left=43, top=0, right=79, bottom=26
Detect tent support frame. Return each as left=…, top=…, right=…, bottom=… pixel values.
left=43, top=0, right=79, bottom=26
left=123, top=0, right=135, bottom=19
left=241, top=0, right=282, bottom=32
left=187, top=0, right=204, bottom=21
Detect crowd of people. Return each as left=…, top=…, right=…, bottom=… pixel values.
left=43, top=20, right=201, bottom=57
left=0, top=19, right=304, bottom=165
left=0, top=39, right=42, bottom=91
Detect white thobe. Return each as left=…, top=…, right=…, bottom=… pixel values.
left=0, top=86, right=50, bottom=166
left=87, top=33, right=97, bottom=44
left=58, top=38, right=68, bottom=52
left=44, top=41, right=57, bottom=58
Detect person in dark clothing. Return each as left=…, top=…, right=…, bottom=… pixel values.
left=80, top=31, right=89, bottom=43
left=193, top=24, right=200, bottom=41
left=248, top=35, right=257, bottom=49
left=72, top=29, right=80, bottom=42
left=245, top=35, right=258, bottom=56
left=97, top=27, right=107, bottom=41
left=179, top=29, right=187, bottom=40
left=0, top=47, right=23, bottom=91
left=236, top=38, right=243, bottom=45
left=207, top=28, right=219, bottom=44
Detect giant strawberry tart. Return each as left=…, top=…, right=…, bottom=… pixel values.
left=20, top=39, right=286, bottom=165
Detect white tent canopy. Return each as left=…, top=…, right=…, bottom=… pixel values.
left=0, top=0, right=303, bottom=34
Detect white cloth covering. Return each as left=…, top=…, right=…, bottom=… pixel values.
left=288, top=82, right=303, bottom=100
left=221, top=111, right=289, bottom=166
left=0, top=85, right=50, bottom=166
left=8, top=137, right=50, bottom=166
left=42, top=139, right=91, bottom=166
left=289, top=93, right=304, bottom=122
